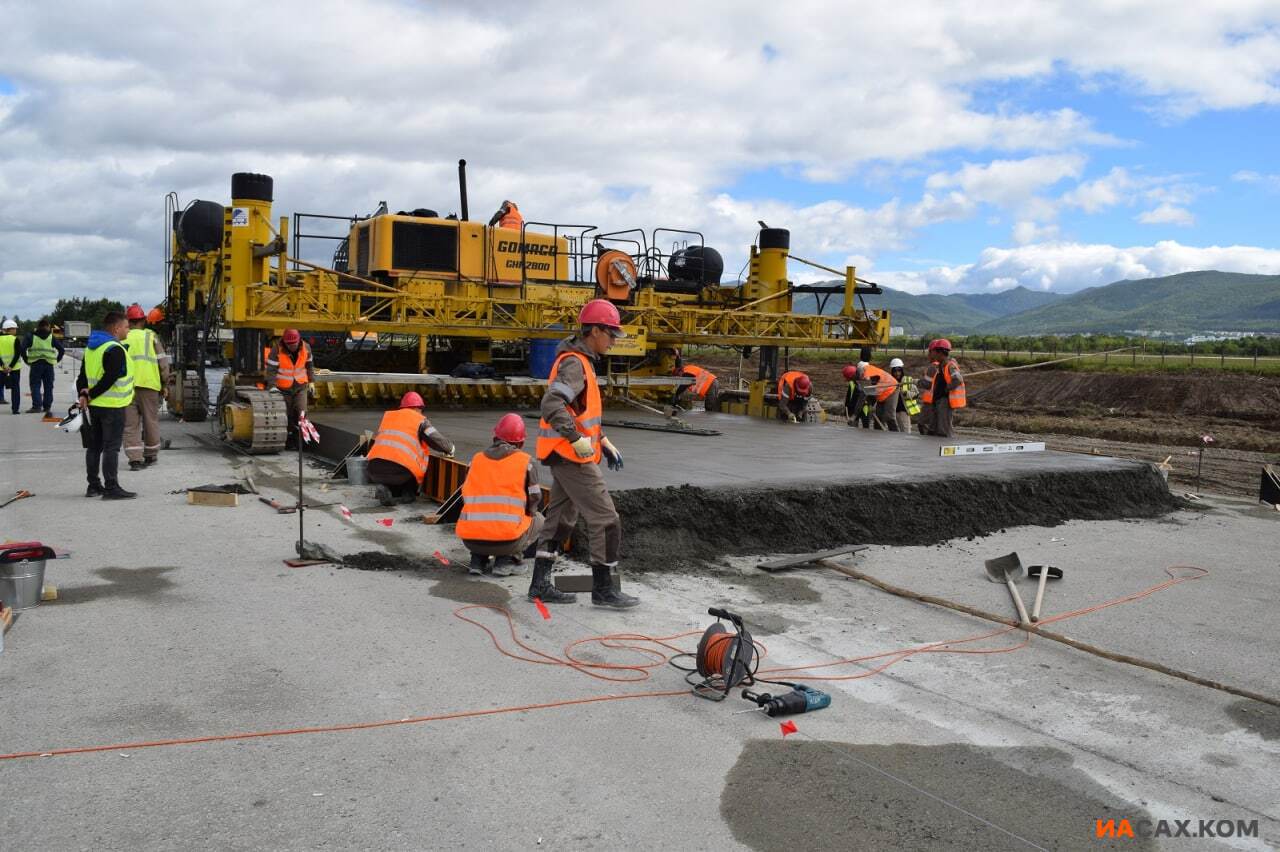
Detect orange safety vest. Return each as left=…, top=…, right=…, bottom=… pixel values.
left=536, top=351, right=603, bottom=464
left=271, top=344, right=311, bottom=390
left=366, top=409, right=431, bottom=483
left=861, top=364, right=898, bottom=403
left=499, top=202, right=523, bottom=230
left=680, top=365, right=716, bottom=398
left=919, top=360, right=966, bottom=409
left=456, top=451, right=533, bottom=542
left=777, top=370, right=809, bottom=400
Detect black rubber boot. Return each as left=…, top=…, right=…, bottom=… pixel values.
left=468, top=553, right=491, bottom=576
left=527, top=557, right=576, bottom=604
left=86, top=481, right=105, bottom=498
left=102, top=485, right=137, bottom=500
left=591, top=564, right=639, bottom=609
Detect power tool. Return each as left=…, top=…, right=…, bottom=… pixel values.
left=740, top=683, right=831, bottom=717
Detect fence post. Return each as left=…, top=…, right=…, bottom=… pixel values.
left=1190, top=348, right=1194, bottom=366
left=1104, top=351, right=1109, bottom=366
left=1255, top=346, right=1259, bottom=368
left=1220, top=344, right=1225, bottom=367
left=1161, top=343, right=1166, bottom=367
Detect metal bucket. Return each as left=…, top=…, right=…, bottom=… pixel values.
left=0, top=558, right=47, bottom=612
left=346, top=455, right=369, bottom=486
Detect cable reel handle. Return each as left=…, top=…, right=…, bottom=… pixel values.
left=707, top=607, right=743, bottom=626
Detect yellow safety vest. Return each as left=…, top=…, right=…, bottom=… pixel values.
left=125, top=328, right=162, bottom=391
left=27, top=334, right=57, bottom=365
left=85, top=340, right=135, bottom=408
left=0, top=334, right=16, bottom=367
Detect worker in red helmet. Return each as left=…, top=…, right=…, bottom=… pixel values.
left=366, top=390, right=455, bottom=506
left=841, top=363, right=872, bottom=428
left=919, top=338, right=966, bottom=437
left=265, top=328, right=316, bottom=449
left=532, top=298, right=638, bottom=609
left=457, top=412, right=545, bottom=577
left=123, top=304, right=172, bottom=469
left=671, top=350, right=720, bottom=412
left=776, top=370, right=813, bottom=422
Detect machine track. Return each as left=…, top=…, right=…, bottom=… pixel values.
left=220, top=386, right=288, bottom=454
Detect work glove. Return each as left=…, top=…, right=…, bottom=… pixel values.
left=307, top=384, right=316, bottom=399
left=787, top=413, right=798, bottom=423
left=570, top=435, right=595, bottom=459
left=601, top=437, right=623, bottom=471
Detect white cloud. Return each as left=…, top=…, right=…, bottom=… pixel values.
left=1012, top=220, right=1060, bottom=244
left=1233, top=170, right=1280, bottom=190
left=1137, top=203, right=1195, bottom=226
left=879, top=240, right=1280, bottom=294
left=926, top=154, right=1086, bottom=208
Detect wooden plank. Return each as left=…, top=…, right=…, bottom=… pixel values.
left=187, top=490, right=239, bottom=507
left=758, top=544, right=868, bottom=572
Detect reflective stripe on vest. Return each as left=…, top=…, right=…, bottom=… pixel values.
left=126, top=328, right=162, bottom=391
left=899, top=379, right=922, bottom=416
left=536, top=350, right=603, bottom=464
left=456, top=451, right=534, bottom=542
left=0, top=334, right=16, bottom=366
left=273, top=344, right=311, bottom=388
left=366, top=409, right=430, bottom=482
left=919, top=361, right=965, bottom=409
left=681, top=365, right=715, bottom=398
left=778, top=370, right=807, bottom=400
left=498, top=203, right=523, bottom=230
left=860, top=364, right=898, bottom=403
left=27, top=334, right=57, bottom=364
left=85, top=340, right=135, bottom=408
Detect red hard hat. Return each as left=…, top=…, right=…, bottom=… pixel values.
left=399, top=391, right=425, bottom=409
left=794, top=375, right=812, bottom=394
left=928, top=338, right=952, bottom=352
left=841, top=365, right=857, bottom=381
left=578, top=298, right=624, bottom=335
left=494, top=412, right=526, bottom=445
left=147, top=306, right=165, bottom=324
left=126, top=304, right=146, bottom=320
left=282, top=328, right=301, bottom=346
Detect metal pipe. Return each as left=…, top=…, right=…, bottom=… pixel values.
left=458, top=159, right=469, bottom=221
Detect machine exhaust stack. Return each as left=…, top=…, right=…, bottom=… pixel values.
left=458, top=159, right=469, bottom=221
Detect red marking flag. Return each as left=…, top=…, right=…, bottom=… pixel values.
left=297, top=413, right=320, bottom=445
left=533, top=598, right=551, bottom=620
left=339, top=505, right=352, bottom=520
left=779, top=720, right=797, bottom=737
left=375, top=518, right=394, bottom=527
left=432, top=550, right=451, bottom=566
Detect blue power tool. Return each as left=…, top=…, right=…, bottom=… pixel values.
left=740, top=683, right=831, bottom=717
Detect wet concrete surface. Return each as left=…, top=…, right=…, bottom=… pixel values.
left=721, top=740, right=1155, bottom=851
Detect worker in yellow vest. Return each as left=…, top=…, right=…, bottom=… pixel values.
left=532, top=299, right=637, bottom=609
left=365, top=391, right=455, bottom=506
left=265, top=329, right=315, bottom=449
left=889, top=358, right=921, bottom=433
left=24, top=318, right=65, bottom=414
left=76, top=310, right=136, bottom=499
left=0, top=318, right=23, bottom=414
left=458, top=413, right=545, bottom=577
left=123, top=304, right=172, bottom=470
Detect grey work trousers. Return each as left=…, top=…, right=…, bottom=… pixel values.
left=124, top=387, right=163, bottom=462
left=538, top=460, right=621, bottom=565
left=464, top=512, right=545, bottom=559
left=922, top=401, right=957, bottom=438
left=872, top=389, right=901, bottom=432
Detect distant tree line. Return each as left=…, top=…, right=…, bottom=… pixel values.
left=889, top=333, right=1280, bottom=358
left=0, top=297, right=126, bottom=335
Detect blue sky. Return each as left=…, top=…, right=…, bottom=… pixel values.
left=1, top=2, right=1279, bottom=318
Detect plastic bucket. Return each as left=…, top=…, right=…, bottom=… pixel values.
left=0, top=558, right=47, bottom=612
left=528, top=337, right=560, bottom=379
left=346, top=455, right=369, bottom=486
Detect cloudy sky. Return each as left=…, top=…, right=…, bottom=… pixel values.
left=2, top=0, right=1280, bottom=320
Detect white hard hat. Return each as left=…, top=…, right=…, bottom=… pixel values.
left=889, top=358, right=905, bottom=369
left=1, top=319, right=16, bottom=330
left=58, top=405, right=85, bottom=434
left=856, top=360, right=869, bottom=370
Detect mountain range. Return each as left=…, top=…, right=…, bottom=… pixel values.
left=794, top=271, right=1280, bottom=336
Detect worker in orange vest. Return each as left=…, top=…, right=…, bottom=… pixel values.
left=366, top=391, right=455, bottom=506
left=856, top=360, right=901, bottom=431
left=919, top=338, right=966, bottom=438
left=672, top=352, right=720, bottom=411
left=458, top=413, right=544, bottom=578
left=531, top=298, right=637, bottom=609
left=488, top=200, right=523, bottom=231
left=776, top=370, right=812, bottom=422
left=265, top=329, right=315, bottom=449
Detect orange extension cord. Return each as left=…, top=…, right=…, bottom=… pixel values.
left=0, top=566, right=1207, bottom=762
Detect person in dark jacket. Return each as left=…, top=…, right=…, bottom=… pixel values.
left=24, top=319, right=65, bottom=414
left=76, top=311, right=136, bottom=499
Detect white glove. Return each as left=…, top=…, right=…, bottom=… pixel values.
left=571, top=435, right=594, bottom=458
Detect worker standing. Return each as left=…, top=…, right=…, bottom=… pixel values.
left=919, top=339, right=966, bottom=438
left=24, top=319, right=65, bottom=415
left=458, top=413, right=545, bottom=577
left=365, top=391, right=455, bottom=506
left=265, top=329, right=315, bottom=450
left=889, top=358, right=920, bottom=433
left=672, top=353, right=720, bottom=411
left=123, top=304, right=172, bottom=469
left=489, top=200, right=523, bottom=230
left=531, top=299, right=637, bottom=609
left=1, top=319, right=24, bottom=414
left=76, top=311, right=136, bottom=499
left=776, top=370, right=812, bottom=422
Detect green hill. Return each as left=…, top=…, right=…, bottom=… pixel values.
left=980, top=271, right=1280, bottom=335
left=793, top=284, right=1062, bottom=334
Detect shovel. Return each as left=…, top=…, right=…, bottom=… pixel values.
left=984, top=552, right=1031, bottom=626
left=1027, top=565, right=1063, bottom=622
